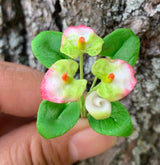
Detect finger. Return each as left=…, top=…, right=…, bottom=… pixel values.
left=0, top=61, right=44, bottom=117
left=0, top=119, right=116, bottom=164
left=70, top=128, right=116, bottom=161
left=0, top=114, right=35, bottom=136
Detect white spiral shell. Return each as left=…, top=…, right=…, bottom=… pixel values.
left=85, top=91, right=111, bottom=120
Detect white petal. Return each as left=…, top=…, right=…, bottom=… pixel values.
left=85, top=91, right=111, bottom=120
left=112, top=60, right=137, bottom=97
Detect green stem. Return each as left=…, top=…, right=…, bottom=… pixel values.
left=90, top=76, right=98, bottom=91
left=80, top=54, right=83, bottom=79
left=79, top=54, right=87, bottom=118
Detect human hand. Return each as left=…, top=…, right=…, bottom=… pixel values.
left=0, top=61, right=116, bottom=165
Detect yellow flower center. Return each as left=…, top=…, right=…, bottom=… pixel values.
left=61, top=72, right=72, bottom=83
left=103, top=73, right=115, bottom=83
left=77, top=36, right=86, bottom=50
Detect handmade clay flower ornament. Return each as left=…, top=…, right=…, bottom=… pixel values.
left=91, top=58, right=137, bottom=101
left=32, top=26, right=140, bottom=138
left=41, top=59, right=87, bottom=103
left=60, top=25, right=104, bottom=59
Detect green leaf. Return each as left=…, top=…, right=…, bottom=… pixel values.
left=32, top=31, right=70, bottom=68
left=88, top=101, right=133, bottom=137
left=100, top=28, right=140, bottom=66
left=37, top=100, right=80, bottom=139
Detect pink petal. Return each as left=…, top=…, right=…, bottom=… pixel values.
left=40, top=68, right=66, bottom=103
left=61, top=25, right=94, bottom=46
left=109, top=59, right=137, bottom=100
left=119, top=60, right=137, bottom=97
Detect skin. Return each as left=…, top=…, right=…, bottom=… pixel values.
left=0, top=61, right=116, bottom=165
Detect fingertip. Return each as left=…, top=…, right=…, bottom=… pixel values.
left=69, top=128, right=116, bottom=161
left=70, top=130, right=117, bottom=161
left=0, top=61, right=44, bottom=116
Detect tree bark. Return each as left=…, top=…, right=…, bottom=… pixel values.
left=1, top=0, right=160, bottom=164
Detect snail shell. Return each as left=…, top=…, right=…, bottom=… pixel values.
left=85, top=91, right=111, bottom=120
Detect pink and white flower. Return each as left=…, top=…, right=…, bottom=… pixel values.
left=91, top=58, right=137, bottom=102
left=41, top=59, right=87, bottom=103
left=60, top=25, right=104, bottom=59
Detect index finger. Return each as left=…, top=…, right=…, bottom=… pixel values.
left=0, top=61, right=44, bottom=117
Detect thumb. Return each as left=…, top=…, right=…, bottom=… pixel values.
left=0, top=119, right=116, bottom=165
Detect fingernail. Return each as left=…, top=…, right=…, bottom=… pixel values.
left=69, top=128, right=116, bottom=161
